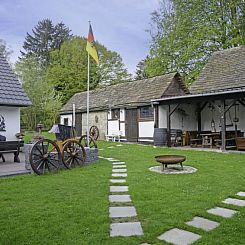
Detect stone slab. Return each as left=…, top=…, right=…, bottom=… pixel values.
left=222, top=198, right=245, bottom=207
left=116, top=144, right=123, bottom=146
left=112, top=161, right=125, bottom=165
left=113, top=165, right=127, bottom=168
left=186, top=216, right=219, bottom=231
left=109, top=206, right=137, bottom=218
left=207, top=207, right=238, bottom=218
left=237, top=191, right=245, bottom=197
left=110, top=186, right=128, bottom=192
left=112, top=173, right=127, bottom=177
left=112, top=169, right=127, bottom=173
left=158, top=228, right=201, bottom=245
left=110, top=222, right=143, bottom=237
left=108, top=146, right=115, bottom=148
left=107, top=158, right=116, bottom=161
left=110, top=179, right=126, bottom=183
left=109, top=195, right=132, bottom=203
left=140, top=243, right=151, bottom=245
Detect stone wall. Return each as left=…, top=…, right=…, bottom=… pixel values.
left=82, top=111, right=108, bottom=140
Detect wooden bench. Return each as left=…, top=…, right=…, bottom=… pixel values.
left=235, top=137, right=245, bottom=151
left=105, top=131, right=122, bottom=142
left=0, top=141, right=24, bottom=163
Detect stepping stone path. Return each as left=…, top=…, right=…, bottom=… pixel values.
left=237, top=191, right=245, bottom=197
left=158, top=228, right=201, bottom=245
left=103, top=154, right=144, bottom=237
left=207, top=207, right=238, bottom=218
left=186, top=216, right=219, bottom=231
left=222, top=198, right=245, bottom=207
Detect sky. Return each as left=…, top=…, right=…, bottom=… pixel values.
left=0, top=0, right=160, bottom=74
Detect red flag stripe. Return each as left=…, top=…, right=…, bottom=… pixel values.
left=87, top=25, right=94, bottom=43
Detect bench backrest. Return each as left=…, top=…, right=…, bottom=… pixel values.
left=0, top=141, right=24, bottom=151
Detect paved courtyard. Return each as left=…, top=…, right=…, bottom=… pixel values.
left=0, top=152, right=30, bottom=177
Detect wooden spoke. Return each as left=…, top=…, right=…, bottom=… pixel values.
left=89, top=125, right=99, bottom=140
left=79, top=135, right=97, bottom=148
left=30, top=139, right=61, bottom=175
left=61, top=139, right=86, bottom=169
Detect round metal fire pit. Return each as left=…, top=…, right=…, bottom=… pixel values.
left=155, top=155, right=186, bottom=171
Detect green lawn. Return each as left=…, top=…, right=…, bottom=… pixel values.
left=0, top=141, right=245, bottom=244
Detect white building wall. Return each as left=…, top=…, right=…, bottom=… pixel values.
left=108, top=120, right=120, bottom=135
left=139, top=121, right=154, bottom=138
left=158, top=104, right=197, bottom=131
left=0, top=106, right=20, bottom=140
left=60, top=114, right=73, bottom=126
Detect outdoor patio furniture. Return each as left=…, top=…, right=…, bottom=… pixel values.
left=235, top=137, right=245, bottom=151
left=0, top=140, right=24, bottom=163
left=155, top=155, right=186, bottom=171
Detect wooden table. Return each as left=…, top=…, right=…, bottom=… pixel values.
left=200, top=133, right=220, bottom=148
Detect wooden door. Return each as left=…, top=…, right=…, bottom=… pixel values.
left=125, top=109, right=138, bottom=142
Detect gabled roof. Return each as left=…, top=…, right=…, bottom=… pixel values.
left=190, top=46, right=245, bottom=94
left=60, top=72, right=188, bottom=114
left=0, top=53, right=32, bottom=106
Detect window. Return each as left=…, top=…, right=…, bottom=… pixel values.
left=139, top=106, right=154, bottom=119
left=111, top=109, right=120, bottom=120
left=64, top=118, right=69, bottom=126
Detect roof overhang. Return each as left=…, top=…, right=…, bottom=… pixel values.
left=152, top=88, right=245, bottom=105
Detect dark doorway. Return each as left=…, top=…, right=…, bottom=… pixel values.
left=125, top=108, right=138, bottom=142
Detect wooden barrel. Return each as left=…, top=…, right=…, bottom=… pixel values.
left=153, top=128, right=167, bottom=146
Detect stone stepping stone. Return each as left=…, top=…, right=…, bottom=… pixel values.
left=112, top=169, right=127, bottom=173
left=186, top=216, right=219, bottom=231
left=116, top=144, right=123, bottom=146
left=112, top=173, right=127, bottom=177
left=110, top=186, right=128, bottom=192
left=207, top=207, right=238, bottom=218
left=109, top=206, right=137, bottom=218
left=112, top=161, right=125, bottom=165
left=140, top=243, right=151, bottom=245
left=106, top=158, right=116, bottom=161
left=222, top=197, right=245, bottom=206
left=237, top=192, right=245, bottom=197
left=158, top=228, right=201, bottom=245
left=110, top=222, right=143, bottom=237
left=113, top=165, right=127, bottom=168
left=110, top=179, right=126, bottom=183
left=108, top=146, right=115, bottom=148
left=109, top=194, right=132, bottom=203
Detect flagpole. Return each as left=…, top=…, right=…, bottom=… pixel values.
left=87, top=50, right=90, bottom=147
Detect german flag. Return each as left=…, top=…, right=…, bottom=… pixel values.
left=86, top=24, right=99, bottom=65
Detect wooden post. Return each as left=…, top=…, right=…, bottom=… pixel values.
left=197, top=103, right=201, bottom=134
left=220, top=100, right=226, bottom=151
left=167, top=104, right=171, bottom=147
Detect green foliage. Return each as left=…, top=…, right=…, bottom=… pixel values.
left=15, top=56, right=62, bottom=130
left=21, top=19, right=72, bottom=66
left=0, top=39, right=13, bottom=59
left=135, top=57, right=149, bottom=80
left=146, top=0, right=245, bottom=85
left=47, top=37, right=131, bottom=104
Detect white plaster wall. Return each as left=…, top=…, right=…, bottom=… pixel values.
left=202, top=100, right=245, bottom=133
left=0, top=106, right=20, bottom=140
left=120, top=122, right=125, bottom=136
left=158, top=104, right=197, bottom=130
left=120, top=109, right=125, bottom=121
left=60, top=114, right=73, bottom=126
left=108, top=110, right=112, bottom=120
left=139, top=121, right=154, bottom=137
left=108, top=120, right=120, bottom=135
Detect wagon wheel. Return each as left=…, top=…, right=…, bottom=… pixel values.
left=30, top=139, right=61, bottom=175
left=61, top=140, right=86, bottom=169
left=89, top=125, right=99, bottom=140
left=79, top=135, right=97, bottom=148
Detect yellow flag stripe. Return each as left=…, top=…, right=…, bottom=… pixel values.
left=86, top=41, right=99, bottom=65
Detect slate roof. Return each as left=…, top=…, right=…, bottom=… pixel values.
left=190, top=46, right=245, bottom=94
left=0, top=53, right=32, bottom=106
left=61, top=73, right=187, bottom=113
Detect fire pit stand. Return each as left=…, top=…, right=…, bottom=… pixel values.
left=155, top=155, right=186, bottom=171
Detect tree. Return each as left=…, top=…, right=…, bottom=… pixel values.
left=135, top=57, right=149, bottom=80
left=21, top=19, right=72, bottom=66
left=15, top=56, right=62, bottom=130
left=0, top=39, right=12, bottom=59
left=47, top=37, right=131, bottom=104
left=146, top=0, right=245, bottom=85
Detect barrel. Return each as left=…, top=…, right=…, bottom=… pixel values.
left=153, top=128, right=167, bottom=146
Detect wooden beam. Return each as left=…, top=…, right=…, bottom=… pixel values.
left=167, top=105, right=171, bottom=147
left=169, top=104, right=180, bottom=116
left=220, top=100, right=226, bottom=151
left=238, top=99, right=245, bottom=108
left=200, top=101, right=208, bottom=112
left=196, top=103, right=202, bottom=134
